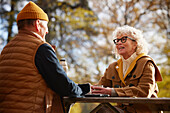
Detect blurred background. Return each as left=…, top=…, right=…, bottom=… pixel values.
left=0, top=0, right=169, bottom=112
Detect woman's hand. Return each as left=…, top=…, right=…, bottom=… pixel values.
left=91, top=85, right=112, bottom=96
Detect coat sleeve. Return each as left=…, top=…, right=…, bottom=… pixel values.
left=98, top=68, right=112, bottom=87
left=35, top=43, right=83, bottom=97
left=97, top=63, right=118, bottom=87
left=115, top=61, right=156, bottom=97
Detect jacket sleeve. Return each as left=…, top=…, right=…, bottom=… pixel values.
left=35, top=43, right=82, bottom=97
left=98, top=68, right=112, bottom=87
left=98, top=62, right=118, bottom=87
left=115, top=61, right=156, bottom=97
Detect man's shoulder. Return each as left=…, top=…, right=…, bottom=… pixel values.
left=39, top=43, right=51, bottom=49
left=36, top=43, right=54, bottom=57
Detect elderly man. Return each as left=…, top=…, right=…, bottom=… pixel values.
left=0, top=1, right=90, bottom=113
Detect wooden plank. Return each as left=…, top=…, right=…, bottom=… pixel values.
left=64, top=97, right=170, bottom=104
left=63, top=97, right=170, bottom=112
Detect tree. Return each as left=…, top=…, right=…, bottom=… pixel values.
left=88, top=0, right=169, bottom=82
left=0, top=0, right=169, bottom=112
left=70, top=0, right=170, bottom=112
left=0, top=0, right=16, bottom=44
left=0, top=0, right=99, bottom=84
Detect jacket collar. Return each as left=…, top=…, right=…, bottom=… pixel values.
left=18, top=30, right=46, bottom=42
left=116, top=53, right=146, bottom=85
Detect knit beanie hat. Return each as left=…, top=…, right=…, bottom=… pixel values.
left=17, top=1, right=49, bottom=23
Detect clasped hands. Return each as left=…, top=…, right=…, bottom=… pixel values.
left=78, top=83, right=118, bottom=96
left=90, top=85, right=112, bottom=96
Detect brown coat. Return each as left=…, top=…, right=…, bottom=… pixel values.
left=0, top=30, right=64, bottom=113
left=98, top=55, right=162, bottom=113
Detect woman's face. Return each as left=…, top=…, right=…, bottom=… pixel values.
left=115, top=35, right=137, bottom=59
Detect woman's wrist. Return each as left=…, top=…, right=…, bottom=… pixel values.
left=111, top=88, right=118, bottom=97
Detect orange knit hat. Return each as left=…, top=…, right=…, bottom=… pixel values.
left=16, top=1, right=49, bottom=22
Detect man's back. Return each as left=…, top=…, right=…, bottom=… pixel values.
left=0, top=30, right=49, bottom=113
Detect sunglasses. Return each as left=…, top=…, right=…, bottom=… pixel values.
left=113, top=36, right=136, bottom=45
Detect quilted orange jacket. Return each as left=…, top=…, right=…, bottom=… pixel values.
left=0, top=30, right=64, bottom=113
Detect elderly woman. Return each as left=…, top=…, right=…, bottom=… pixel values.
left=91, top=25, right=162, bottom=113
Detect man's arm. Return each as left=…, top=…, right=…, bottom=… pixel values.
left=35, top=43, right=82, bottom=97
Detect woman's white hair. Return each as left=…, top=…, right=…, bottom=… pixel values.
left=112, top=25, right=148, bottom=56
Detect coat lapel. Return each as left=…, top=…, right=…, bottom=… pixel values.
left=116, top=53, right=146, bottom=85
left=124, top=53, right=146, bottom=79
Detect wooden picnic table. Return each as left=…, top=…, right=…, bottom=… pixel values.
left=63, top=96, right=170, bottom=113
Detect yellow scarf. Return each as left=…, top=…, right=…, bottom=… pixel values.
left=116, top=53, right=146, bottom=85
